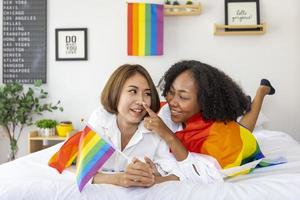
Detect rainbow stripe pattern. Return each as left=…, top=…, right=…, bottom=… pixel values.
left=127, top=3, right=164, bottom=56
left=175, top=114, right=265, bottom=171
left=49, top=126, right=115, bottom=192
left=76, top=126, right=115, bottom=191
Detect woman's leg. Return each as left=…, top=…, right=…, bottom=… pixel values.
left=239, top=80, right=274, bottom=132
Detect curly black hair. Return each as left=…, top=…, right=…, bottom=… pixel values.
left=162, top=60, right=249, bottom=122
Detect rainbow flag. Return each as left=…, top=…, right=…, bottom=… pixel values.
left=76, top=126, right=115, bottom=191
left=48, top=131, right=82, bottom=173
left=127, top=3, right=163, bottom=56
left=163, top=103, right=285, bottom=176
left=49, top=126, right=115, bottom=192
left=175, top=114, right=276, bottom=173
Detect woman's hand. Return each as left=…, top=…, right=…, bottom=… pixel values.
left=142, top=102, right=174, bottom=141
left=142, top=102, right=189, bottom=161
left=144, top=156, right=161, bottom=177
left=144, top=156, right=179, bottom=184
left=118, top=158, right=155, bottom=188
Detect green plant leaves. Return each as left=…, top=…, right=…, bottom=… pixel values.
left=35, top=119, right=58, bottom=128
left=0, top=82, right=63, bottom=148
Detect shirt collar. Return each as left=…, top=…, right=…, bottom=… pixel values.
left=124, top=121, right=150, bottom=148
left=103, top=114, right=152, bottom=150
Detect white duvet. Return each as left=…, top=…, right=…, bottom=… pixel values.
left=1, top=129, right=300, bottom=200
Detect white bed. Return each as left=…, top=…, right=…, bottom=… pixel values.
left=1, top=129, right=300, bottom=200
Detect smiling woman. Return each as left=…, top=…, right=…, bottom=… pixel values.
left=100, top=64, right=160, bottom=115
left=144, top=60, right=277, bottom=173
left=89, top=64, right=223, bottom=187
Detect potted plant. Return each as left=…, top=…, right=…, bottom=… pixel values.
left=164, top=0, right=173, bottom=13
left=0, top=81, right=63, bottom=161
left=165, top=0, right=171, bottom=5
left=186, top=0, right=193, bottom=5
left=35, top=119, right=58, bottom=137
left=172, top=0, right=180, bottom=12
left=173, top=0, right=180, bottom=5
left=56, top=121, right=74, bottom=137
left=185, top=0, right=193, bottom=12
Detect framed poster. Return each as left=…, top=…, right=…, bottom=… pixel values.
left=55, top=28, right=88, bottom=61
left=2, top=0, right=47, bottom=84
left=225, top=0, right=260, bottom=31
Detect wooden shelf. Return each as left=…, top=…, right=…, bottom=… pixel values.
left=214, top=23, right=266, bottom=36
left=164, top=3, right=201, bottom=16
left=28, top=130, right=75, bottom=153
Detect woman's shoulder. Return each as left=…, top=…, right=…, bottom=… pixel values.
left=88, top=107, right=115, bottom=128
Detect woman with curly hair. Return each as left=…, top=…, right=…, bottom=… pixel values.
left=142, top=60, right=275, bottom=175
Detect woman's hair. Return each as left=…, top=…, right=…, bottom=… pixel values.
left=162, top=60, right=249, bottom=122
left=101, top=64, right=160, bottom=114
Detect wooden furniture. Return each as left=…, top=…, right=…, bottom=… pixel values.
left=164, top=3, right=201, bottom=16
left=214, top=23, right=266, bottom=35
left=28, top=130, right=75, bottom=153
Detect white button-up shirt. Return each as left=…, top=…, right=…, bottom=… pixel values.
left=88, top=107, right=180, bottom=176
left=158, top=104, right=224, bottom=183
left=88, top=107, right=223, bottom=184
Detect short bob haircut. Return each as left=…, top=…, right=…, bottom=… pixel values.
left=162, top=60, right=249, bottom=122
left=101, top=64, right=160, bottom=114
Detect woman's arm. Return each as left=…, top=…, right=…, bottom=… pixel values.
left=142, top=103, right=188, bottom=161
left=92, top=172, right=122, bottom=185
left=160, top=129, right=188, bottom=161
left=144, top=156, right=180, bottom=184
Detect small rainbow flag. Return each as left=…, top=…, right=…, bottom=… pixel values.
left=48, top=131, right=82, bottom=173
left=49, top=126, right=115, bottom=192
left=127, top=3, right=164, bottom=56
left=76, top=126, right=115, bottom=191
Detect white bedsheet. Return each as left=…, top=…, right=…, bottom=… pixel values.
left=1, top=129, right=300, bottom=200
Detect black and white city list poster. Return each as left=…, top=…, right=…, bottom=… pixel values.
left=2, top=0, right=47, bottom=84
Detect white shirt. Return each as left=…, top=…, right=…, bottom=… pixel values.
left=158, top=104, right=224, bottom=183
left=88, top=107, right=223, bottom=184
left=88, top=107, right=181, bottom=177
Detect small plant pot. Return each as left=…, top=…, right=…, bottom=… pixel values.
left=38, top=128, right=55, bottom=137
left=56, top=122, right=73, bottom=137
left=172, top=1, right=180, bottom=12
left=38, top=128, right=55, bottom=146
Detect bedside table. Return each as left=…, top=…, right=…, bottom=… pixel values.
left=28, top=131, right=75, bottom=153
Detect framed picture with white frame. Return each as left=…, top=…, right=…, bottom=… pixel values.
left=55, top=28, right=88, bottom=61
left=225, top=0, right=260, bottom=31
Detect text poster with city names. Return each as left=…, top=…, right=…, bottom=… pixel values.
left=2, top=0, right=47, bottom=84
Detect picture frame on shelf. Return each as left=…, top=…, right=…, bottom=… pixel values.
left=225, top=0, right=260, bottom=31
left=55, top=28, right=88, bottom=61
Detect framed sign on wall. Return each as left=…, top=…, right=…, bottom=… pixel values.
left=225, top=0, right=260, bottom=31
left=2, top=0, right=47, bottom=84
left=55, top=28, right=88, bottom=61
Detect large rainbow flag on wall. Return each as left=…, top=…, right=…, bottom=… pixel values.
left=127, top=3, right=164, bottom=56
left=48, top=126, right=115, bottom=192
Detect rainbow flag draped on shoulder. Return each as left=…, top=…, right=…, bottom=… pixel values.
left=48, top=126, right=115, bottom=191
left=175, top=114, right=286, bottom=176
left=127, top=3, right=164, bottom=56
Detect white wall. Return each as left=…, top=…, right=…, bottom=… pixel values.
left=1, top=0, right=300, bottom=163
